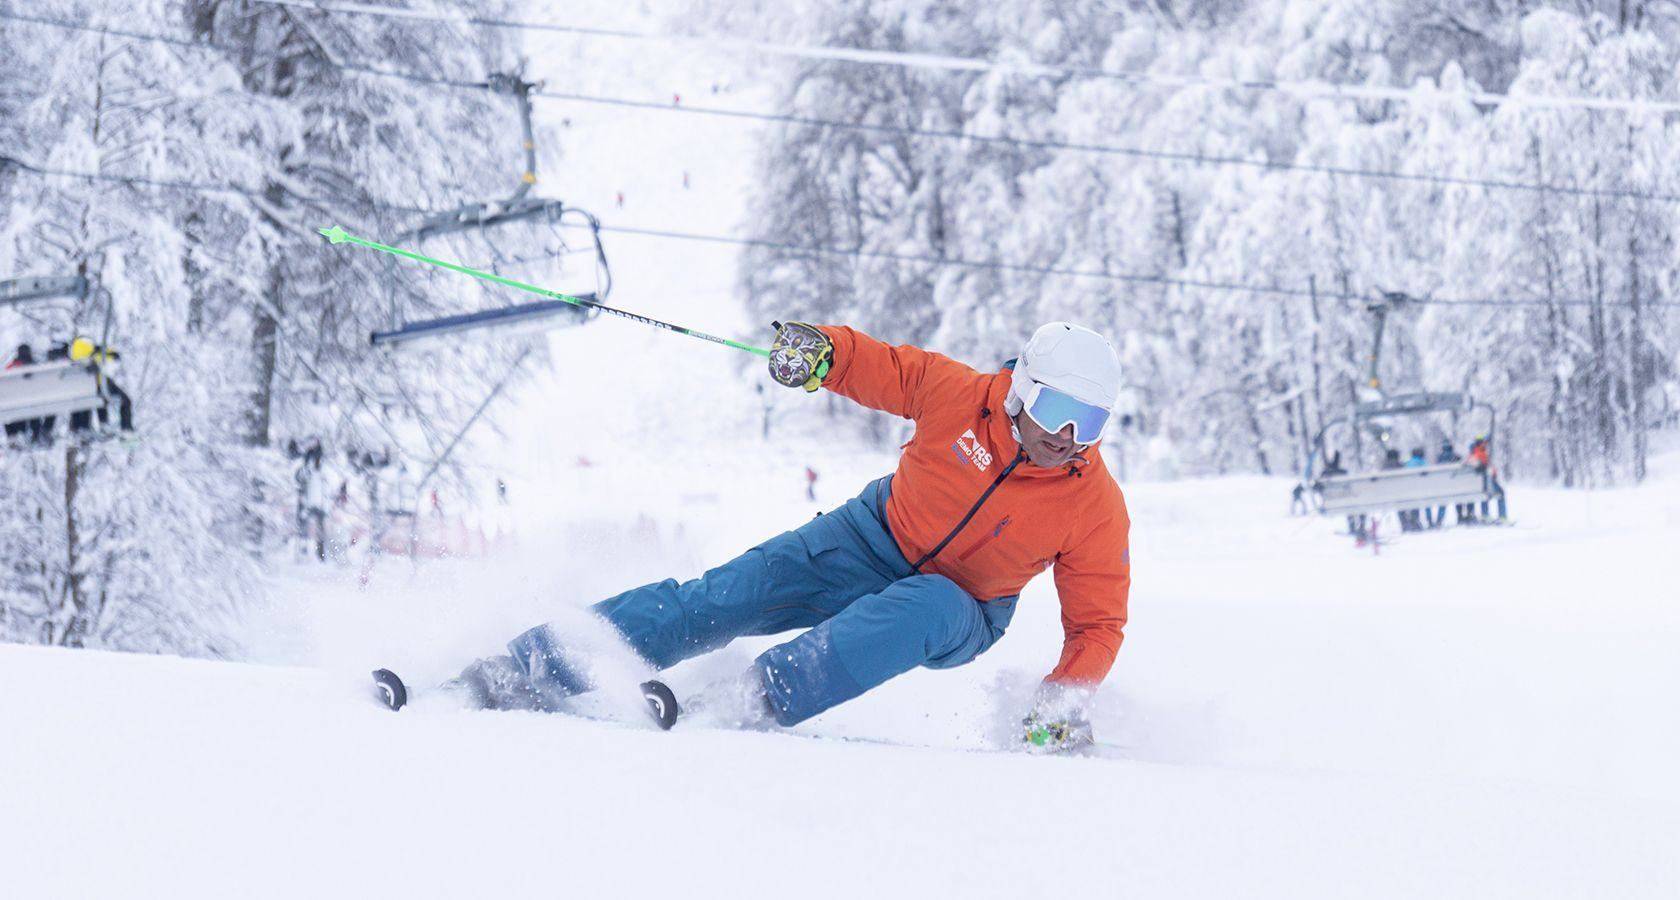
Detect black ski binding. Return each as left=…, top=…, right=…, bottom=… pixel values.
left=372, top=668, right=409, bottom=712
left=640, top=680, right=679, bottom=731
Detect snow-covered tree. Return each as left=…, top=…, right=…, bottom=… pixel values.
left=1, top=0, right=559, bottom=652
left=735, top=0, right=1679, bottom=482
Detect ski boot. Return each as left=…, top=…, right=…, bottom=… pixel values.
left=446, top=655, right=559, bottom=712
left=677, top=667, right=778, bottom=730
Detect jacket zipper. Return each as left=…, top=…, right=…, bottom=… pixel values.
left=956, top=515, right=1012, bottom=562
left=911, top=449, right=1025, bottom=573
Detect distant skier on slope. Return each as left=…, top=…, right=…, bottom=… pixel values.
left=448, top=322, right=1131, bottom=751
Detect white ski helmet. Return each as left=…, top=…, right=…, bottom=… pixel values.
left=1007, top=322, right=1122, bottom=444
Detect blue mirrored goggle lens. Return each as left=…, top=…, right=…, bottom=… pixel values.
left=1026, top=385, right=1110, bottom=444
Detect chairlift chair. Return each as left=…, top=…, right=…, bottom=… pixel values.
left=1, top=275, right=87, bottom=310
left=1302, top=289, right=1501, bottom=518
left=0, top=358, right=106, bottom=426
left=0, top=276, right=127, bottom=444
left=370, top=74, right=611, bottom=348
left=1315, top=463, right=1492, bottom=516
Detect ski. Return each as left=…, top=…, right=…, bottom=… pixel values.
left=640, top=680, right=679, bottom=730
left=372, top=668, right=408, bottom=711
left=369, top=668, right=677, bottom=731
left=653, top=679, right=1125, bottom=758
left=372, top=671, right=1115, bottom=755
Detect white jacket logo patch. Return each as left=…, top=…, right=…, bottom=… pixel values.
left=951, top=428, right=993, bottom=472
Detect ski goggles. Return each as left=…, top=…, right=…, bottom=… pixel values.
left=1020, top=380, right=1111, bottom=445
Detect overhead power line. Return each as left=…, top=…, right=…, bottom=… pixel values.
left=7, top=9, right=1680, bottom=206
left=252, top=0, right=1680, bottom=117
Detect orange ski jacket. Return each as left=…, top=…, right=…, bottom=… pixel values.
left=817, top=326, right=1132, bottom=685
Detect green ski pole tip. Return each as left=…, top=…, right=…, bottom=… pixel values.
left=318, top=225, right=351, bottom=245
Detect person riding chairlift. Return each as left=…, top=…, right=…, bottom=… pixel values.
left=3, top=339, right=133, bottom=443
left=1468, top=436, right=1508, bottom=523
left=1320, top=450, right=1366, bottom=540
left=1402, top=447, right=1427, bottom=532
left=1435, top=440, right=1464, bottom=527
left=48, top=339, right=134, bottom=435
left=3, top=344, right=54, bottom=444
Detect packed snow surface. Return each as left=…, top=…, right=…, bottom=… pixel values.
left=5, top=461, right=1679, bottom=898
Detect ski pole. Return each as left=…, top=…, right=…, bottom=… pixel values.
left=317, top=225, right=770, bottom=357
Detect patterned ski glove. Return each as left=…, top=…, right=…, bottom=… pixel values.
left=768, top=321, right=833, bottom=392
left=1022, top=683, right=1095, bottom=754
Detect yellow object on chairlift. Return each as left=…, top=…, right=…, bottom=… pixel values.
left=69, top=337, right=119, bottom=365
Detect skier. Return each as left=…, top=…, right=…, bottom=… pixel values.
left=1468, top=436, right=1508, bottom=523
left=1320, top=449, right=1366, bottom=541
left=2, top=344, right=53, bottom=444
left=1290, top=482, right=1308, bottom=516
left=1380, top=447, right=1414, bottom=533
left=295, top=441, right=328, bottom=562
left=446, top=321, right=1131, bottom=751
left=1402, top=446, right=1427, bottom=531
left=1434, top=440, right=1462, bottom=527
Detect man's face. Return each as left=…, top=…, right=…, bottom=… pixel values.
left=1015, top=411, right=1081, bottom=468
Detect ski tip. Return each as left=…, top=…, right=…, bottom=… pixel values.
left=372, top=668, right=408, bottom=712
left=318, top=224, right=350, bottom=245
left=640, top=680, right=679, bottom=731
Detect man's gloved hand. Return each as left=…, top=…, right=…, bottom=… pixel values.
left=768, top=321, right=833, bottom=392
left=1021, top=682, right=1095, bottom=754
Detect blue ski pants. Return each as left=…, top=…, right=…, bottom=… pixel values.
left=507, top=476, right=1018, bottom=725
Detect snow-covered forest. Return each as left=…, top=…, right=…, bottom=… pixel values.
left=2, top=0, right=1677, bottom=654
left=734, top=0, right=1680, bottom=483
left=1, top=0, right=570, bottom=650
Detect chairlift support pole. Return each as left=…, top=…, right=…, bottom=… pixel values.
left=395, top=74, right=547, bottom=247
left=491, top=72, right=539, bottom=204
left=1365, top=290, right=1412, bottom=392
left=382, top=74, right=544, bottom=332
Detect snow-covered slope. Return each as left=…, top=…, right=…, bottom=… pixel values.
left=7, top=462, right=1679, bottom=898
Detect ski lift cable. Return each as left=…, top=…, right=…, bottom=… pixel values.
left=0, top=151, right=433, bottom=216
left=251, top=0, right=1680, bottom=117
left=7, top=9, right=1680, bottom=206
left=4, top=152, right=1673, bottom=311
left=529, top=91, right=1680, bottom=206
left=588, top=223, right=1680, bottom=309
left=1, top=13, right=618, bottom=327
